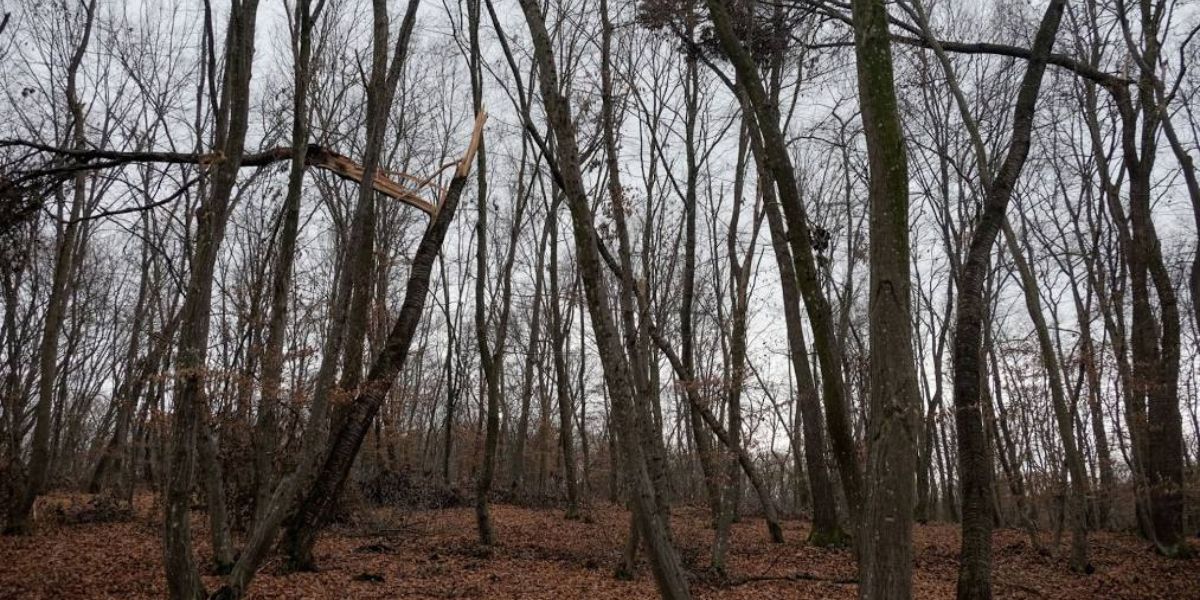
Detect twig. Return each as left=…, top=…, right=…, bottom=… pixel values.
left=726, top=571, right=858, bottom=586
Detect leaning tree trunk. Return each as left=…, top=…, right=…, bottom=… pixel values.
left=277, top=118, right=481, bottom=577
left=1002, top=220, right=1090, bottom=571
left=704, top=0, right=864, bottom=523
left=514, top=0, right=691, bottom=596
left=281, top=0, right=423, bottom=569
left=752, top=108, right=844, bottom=546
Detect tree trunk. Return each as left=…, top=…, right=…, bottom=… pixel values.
left=850, top=0, right=923, bottom=595
left=512, top=0, right=691, bottom=596
left=163, top=2, right=261, bottom=596
left=549, top=210, right=581, bottom=520
left=280, top=117, right=480, bottom=573
left=282, top=0, right=423, bottom=569
left=704, top=0, right=864, bottom=524
left=5, top=0, right=96, bottom=535
left=1002, top=220, right=1089, bottom=571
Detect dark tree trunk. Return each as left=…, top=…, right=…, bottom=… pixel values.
left=942, top=2, right=1066, bottom=596
left=279, top=125, right=480, bottom=571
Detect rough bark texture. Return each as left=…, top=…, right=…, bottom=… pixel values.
left=849, top=0, right=922, bottom=595
left=942, top=1, right=1066, bottom=596
left=1111, top=0, right=1186, bottom=556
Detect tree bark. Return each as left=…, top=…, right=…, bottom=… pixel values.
left=278, top=115, right=482, bottom=575
left=933, top=0, right=1066, bottom=595
left=849, top=0, right=924, bottom=595
left=704, top=0, right=864, bottom=524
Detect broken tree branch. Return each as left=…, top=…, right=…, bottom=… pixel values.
left=1, top=140, right=438, bottom=216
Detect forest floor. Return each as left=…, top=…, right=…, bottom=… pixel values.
left=0, top=493, right=1195, bottom=599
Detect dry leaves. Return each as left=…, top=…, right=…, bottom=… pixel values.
left=0, top=494, right=1195, bottom=599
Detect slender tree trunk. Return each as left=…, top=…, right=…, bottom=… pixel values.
left=163, top=2, right=261, bottom=596
left=252, top=0, right=322, bottom=529
left=512, top=0, right=691, bottom=595
left=5, top=0, right=96, bottom=535
left=510, top=205, right=551, bottom=495
left=678, top=19, right=721, bottom=526
left=754, top=115, right=843, bottom=546
left=279, top=116, right=481, bottom=573
left=549, top=210, right=581, bottom=520
left=903, top=0, right=1066, bottom=594
left=1002, top=221, right=1089, bottom=571
left=469, top=0, right=499, bottom=546
left=704, top=0, right=864, bottom=523
left=281, top=0, right=423, bottom=568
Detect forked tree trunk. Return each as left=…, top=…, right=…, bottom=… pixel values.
left=282, top=0, right=423, bottom=569
left=930, top=0, right=1066, bottom=595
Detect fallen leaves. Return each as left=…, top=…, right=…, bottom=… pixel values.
left=0, top=494, right=1195, bottom=599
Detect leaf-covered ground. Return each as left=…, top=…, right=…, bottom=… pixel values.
left=1, top=494, right=1195, bottom=598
